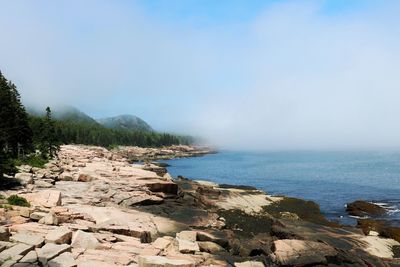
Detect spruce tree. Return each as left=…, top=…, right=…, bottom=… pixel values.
left=0, top=71, right=33, bottom=179
left=38, top=107, right=60, bottom=159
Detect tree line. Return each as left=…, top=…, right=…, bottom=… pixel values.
left=0, top=71, right=194, bottom=180
left=29, top=116, right=194, bottom=148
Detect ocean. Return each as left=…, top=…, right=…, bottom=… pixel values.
left=160, top=150, right=400, bottom=225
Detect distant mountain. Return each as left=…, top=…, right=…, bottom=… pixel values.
left=97, top=114, right=153, bottom=132
left=27, top=105, right=153, bottom=132
left=27, top=105, right=99, bottom=125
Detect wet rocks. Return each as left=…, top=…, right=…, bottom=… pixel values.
left=346, top=200, right=386, bottom=217
left=357, top=219, right=400, bottom=242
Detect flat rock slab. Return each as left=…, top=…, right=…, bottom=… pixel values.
left=75, top=248, right=135, bottom=266
left=0, top=243, right=34, bottom=261
left=9, top=222, right=57, bottom=236
left=138, top=255, right=195, bottom=267
left=37, top=243, right=71, bottom=265
left=45, top=227, right=72, bottom=244
left=10, top=233, right=44, bottom=247
left=19, top=250, right=38, bottom=263
left=48, top=252, right=76, bottom=267
left=272, top=239, right=337, bottom=266
left=67, top=205, right=161, bottom=242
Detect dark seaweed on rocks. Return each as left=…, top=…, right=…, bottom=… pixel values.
left=218, top=209, right=273, bottom=237
left=263, top=197, right=337, bottom=226
left=346, top=200, right=386, bottom=217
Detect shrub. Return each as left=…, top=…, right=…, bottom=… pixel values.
left=7, top=195, right=30, bottom=207
left=14, top=155, right=48, bottom=168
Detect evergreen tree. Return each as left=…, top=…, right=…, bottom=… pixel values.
left=38, top=107, right=60, bottom=159
left=0, top=71, right=33, bottom=179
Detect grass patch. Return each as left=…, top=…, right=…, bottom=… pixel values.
left=0, top=204, right=13, bottom=210
left=14, top=155, right=48, bottom=168
left=107, top=144, right=119, bottom=150
left=7, top=195, right=30, bottom=207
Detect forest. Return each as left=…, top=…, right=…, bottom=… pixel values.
left=0, top=71, right=193, bottom=179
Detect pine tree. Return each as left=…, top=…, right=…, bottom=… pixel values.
left=0, top=71, right=33, bottom=179
left=38, top=107, right=60, bottom=159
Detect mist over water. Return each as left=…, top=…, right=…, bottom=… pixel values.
left=1, top=1, right=400, bottom=149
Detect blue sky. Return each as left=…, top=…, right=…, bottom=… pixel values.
left=1, top=0, right=400, bottom=149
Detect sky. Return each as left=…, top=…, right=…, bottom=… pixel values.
left=1, top=0, right=400, bottom=150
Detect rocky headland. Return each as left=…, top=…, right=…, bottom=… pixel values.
left=0, top=145, right=399, bottom=266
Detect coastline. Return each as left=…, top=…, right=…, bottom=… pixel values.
left=0, top=145, right=399, bottom=266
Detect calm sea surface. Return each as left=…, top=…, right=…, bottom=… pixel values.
left=160, top=150, right=400, bottom=225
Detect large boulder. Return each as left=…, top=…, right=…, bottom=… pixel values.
left=39, top=212, right=59, bottom=225
left=176, top=231, right=197, bottom=242
left=152, top=237, right=173, bottom=250
left=77, top=174, right=93, bottom=182
left=30, top=212, right=48, bottom=221
left=177, top=239, right=200, bottom=254
left=71, top=230, right=100, bottom=249
left=198, top=241, right=224, bottom=253
left=346, top=200, right=386, bottom=217
left=196, top=231, right=229, bottom=248
left=24, top=190, right=62, bottom=208
left=15, top=173, right=34, bottom=185
left=45, top=227, right=72, bottom=244
left=59, top=172, right=73, bottom=181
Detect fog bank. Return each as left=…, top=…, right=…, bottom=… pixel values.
left=1, top=1, right=400, bottom=149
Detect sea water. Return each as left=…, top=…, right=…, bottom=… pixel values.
left=160, top=150, right=400, bottom=225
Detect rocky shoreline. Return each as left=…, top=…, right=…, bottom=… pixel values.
left=112, top=145, right=217, bottom=162
left=0, top=145, right=399, bottom=266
